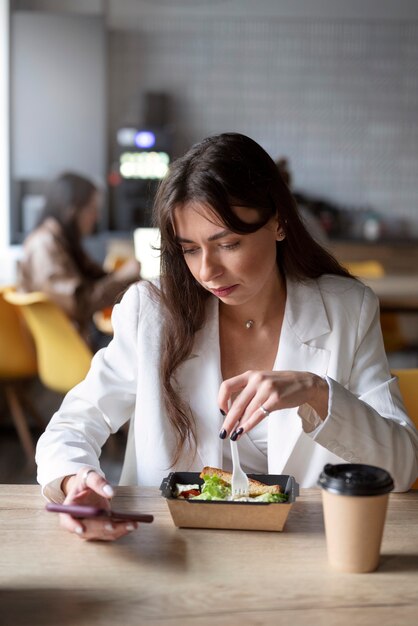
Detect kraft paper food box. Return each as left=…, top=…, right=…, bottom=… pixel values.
left=160, top=472, right=299, bottom=532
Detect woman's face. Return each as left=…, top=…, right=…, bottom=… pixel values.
left=173, top=202, right=283, bottom=306
left=76, top=191, right=100, bottom=236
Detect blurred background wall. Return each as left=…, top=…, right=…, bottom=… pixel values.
left=109, top=8, right=418, bottom=232
left=4, top=0, right=418, bottom=253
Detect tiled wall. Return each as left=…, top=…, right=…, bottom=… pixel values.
left=109, top=16, right=418, bottom=233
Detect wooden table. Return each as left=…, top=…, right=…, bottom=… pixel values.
left=0, top=486, right=417, bottom=626
left=362, top=275, right=418, bottom=313
left=327, top=240, right=418, bottom=313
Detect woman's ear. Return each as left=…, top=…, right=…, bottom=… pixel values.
left=276, top=222, right=286, bottom=241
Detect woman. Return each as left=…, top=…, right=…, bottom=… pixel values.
left=18, top=172, right=140, bottom=347
left=36, top=134, right=418, bottom=541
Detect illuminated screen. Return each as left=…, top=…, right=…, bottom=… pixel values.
left=119, top=151, right=170, bottom=180
left=134, top=228, right=161, bottom=279
left=135, top=131, right=155, bottom=148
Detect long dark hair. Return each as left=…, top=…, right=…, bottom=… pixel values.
left=38, top=172, right=104, bottom=279
left=153, top=132, right=351, bottom=464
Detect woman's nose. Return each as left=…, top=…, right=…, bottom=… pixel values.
left=199, top=250, right=222, bottom=283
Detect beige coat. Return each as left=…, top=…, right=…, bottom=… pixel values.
left=19, top=218, right=138, bottom=340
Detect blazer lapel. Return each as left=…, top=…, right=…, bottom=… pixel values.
left=268, top=278, right=331, bottom=474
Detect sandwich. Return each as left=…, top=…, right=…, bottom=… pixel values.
left=200, top=466, right=284, bottom=497
left=174, top=466, right=288, bottom=503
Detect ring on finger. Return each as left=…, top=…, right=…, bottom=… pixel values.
left=260, top=405, right=270, bottom=418
left=81, top=468, right=96, bottom=490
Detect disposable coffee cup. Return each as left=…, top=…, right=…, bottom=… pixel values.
left=318, top=463, right=394, bottom=573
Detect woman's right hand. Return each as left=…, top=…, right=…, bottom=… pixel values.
left=59, top=468, right=138, bottom=541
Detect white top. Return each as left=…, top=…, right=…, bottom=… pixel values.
left=222, top=328, right=276, bottom=474
left=36, top=275, right=418, bottom=502
left=222, top=419, right=269, bottom=474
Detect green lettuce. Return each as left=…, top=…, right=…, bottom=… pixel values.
left=251, top=492, right=288, bottom=503
left=192, top=474, right=231, bottom=500
left=191, top=474, right=288, bottom=502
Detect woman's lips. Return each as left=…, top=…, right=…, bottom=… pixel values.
left=210, top=285, right=238, bottom=297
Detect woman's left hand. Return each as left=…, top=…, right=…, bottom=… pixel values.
left=218, top=370, right=329, bottom=438
left=59, top=469, right=136, bottom=541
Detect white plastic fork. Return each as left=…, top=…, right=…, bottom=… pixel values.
left=230, top=438, right=249, bottom=499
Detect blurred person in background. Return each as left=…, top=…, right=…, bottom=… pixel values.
left=18, top=172, right=141, bottom=349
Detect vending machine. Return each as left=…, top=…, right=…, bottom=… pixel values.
left=111, top=93, right=173, bottom=230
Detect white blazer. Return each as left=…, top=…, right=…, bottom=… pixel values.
left=36, top=275, right=418, bottom=501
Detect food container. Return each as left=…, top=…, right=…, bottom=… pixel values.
left=160, top=472, right=299, bottom=532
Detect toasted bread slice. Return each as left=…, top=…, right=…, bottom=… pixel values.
left=200, top=466, right=282, bottom=496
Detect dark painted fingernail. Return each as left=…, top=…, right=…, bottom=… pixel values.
left=219, top=429, right=227, bottom=439
left=220, top=409, right=226, bottom=416
left=230, top=427, right=243, bottom=441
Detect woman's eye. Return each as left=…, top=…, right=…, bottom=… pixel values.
left=221, top=242, right=240, bottom=250
left=181, top=241, right=239, bottom=255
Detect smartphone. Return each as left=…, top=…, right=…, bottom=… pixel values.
left=45, top=502, right=154, bottom=523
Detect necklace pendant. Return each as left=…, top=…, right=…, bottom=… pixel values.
left=245, top=319, right=254, bottom=329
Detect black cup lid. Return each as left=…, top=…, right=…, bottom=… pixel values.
left=318, top=463, right=394, bottom=496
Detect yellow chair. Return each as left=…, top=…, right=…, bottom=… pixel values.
left=3, top=289, right=93, bottom=395
left=344, top=260, right=385, bottom=279
left=392, top=368, right=418, bottom=489
left=0, top=286, right=42, bottom=465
